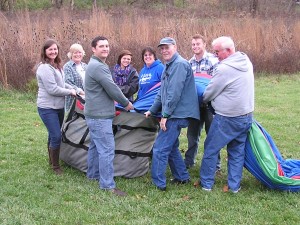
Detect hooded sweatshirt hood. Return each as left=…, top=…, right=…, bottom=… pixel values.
left=137, top=59, right=164, bottom=99
left=222, top=51, right=250, bottom=72
left=143, top=59, right=162, bottom=70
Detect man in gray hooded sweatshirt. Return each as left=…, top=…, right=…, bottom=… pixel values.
left=199, top=36, right=254, bottom=193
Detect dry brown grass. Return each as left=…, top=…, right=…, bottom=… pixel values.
left=0, top=8, right=300, bottom=89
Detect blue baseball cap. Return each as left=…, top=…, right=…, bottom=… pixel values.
left=158, top=37, right=176, bottom=47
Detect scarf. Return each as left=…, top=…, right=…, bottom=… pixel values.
left=113, top=64, right=132, bottom=86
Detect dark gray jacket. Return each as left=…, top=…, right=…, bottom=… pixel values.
left=84, top=56, right=129, bottom=119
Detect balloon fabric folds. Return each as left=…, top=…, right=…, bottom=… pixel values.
left=245, top=121, right=300, bottom=192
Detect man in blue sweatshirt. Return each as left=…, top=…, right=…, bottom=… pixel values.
left=145, top=37, right=200, bottom=191
left=199, top=36, right=254, bottom=193
left=84, top=36, right=133, bottom=196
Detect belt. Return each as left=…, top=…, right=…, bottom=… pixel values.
left=240, top=112, right=253, bottom=117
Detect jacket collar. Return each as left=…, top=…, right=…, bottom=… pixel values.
left=166, top=52, right=179, bottom=66
left=92, top=55, right=106, bottom=64
left=191, top=51, right=209, bottom=62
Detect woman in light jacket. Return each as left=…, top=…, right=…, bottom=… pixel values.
left=36, top=39, right=81, bottom=175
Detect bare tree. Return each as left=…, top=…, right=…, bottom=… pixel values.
left=8, top=0, right=14, bottom=11
left=250, top=0, right=258, bottom=17
left=0, top=0, right=15, bottom=11
left=287, top=0, right=297, bottom=13
left=165, top=0, right=174, bottom=6
left=51, top=0, right=63, bottom=9
left=70, top=0, right=74, bottom=10
left=0, top=0, right=7, bottom=10
left=127, top=0, right=138, bottom=5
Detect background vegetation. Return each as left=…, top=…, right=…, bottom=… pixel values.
left=0, top=75, right=300, bottom=224
left=0, top=0, right=299, bottom=89
left=1, top=2, right=299, bottom=224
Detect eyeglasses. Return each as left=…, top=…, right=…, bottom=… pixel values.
left=213, top=48, right=227, bottom=56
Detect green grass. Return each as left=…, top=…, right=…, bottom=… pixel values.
left=13, top=0, right=149, bottom=10
left=1, top=74, right=300, bottom=224
left=15, top=0, right=52, bottom=10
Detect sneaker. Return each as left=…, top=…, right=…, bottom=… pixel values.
left=202, top=187, right=212, bottom=192
left=232, top=186, right=241, bottom=194
left=109, top=188, right=127, bottom=197
left=223, top=185, right=241, bottom=193
left=156, top=186, right=166, bottom=191
left=170, top=178, right=190, bottom=185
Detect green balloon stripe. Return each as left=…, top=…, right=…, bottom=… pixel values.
left=248, top=122, right=300, bottom=185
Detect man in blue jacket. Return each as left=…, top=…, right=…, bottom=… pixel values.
left=145, top=37, right=200, bottom=191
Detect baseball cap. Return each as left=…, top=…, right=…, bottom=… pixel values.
left=157, top=37, right=176, bottom=47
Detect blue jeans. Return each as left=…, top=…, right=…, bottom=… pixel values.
left=38, top=107, right=64, bottom=149
left=200, top=113, right=252, bottom=191
left=185, top=105, right=221, bottom=169
left=151, top=118, right=190, bottom=188
left=86, top=118, right=116, bottom=190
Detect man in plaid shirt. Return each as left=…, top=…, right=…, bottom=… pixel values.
left=184, top=34, right=220, bottom=171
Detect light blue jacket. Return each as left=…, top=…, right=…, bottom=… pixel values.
left=150, top=52, right=200, bottom=120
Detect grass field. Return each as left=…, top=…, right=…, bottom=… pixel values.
left=0, top=74, right=300, bottom=224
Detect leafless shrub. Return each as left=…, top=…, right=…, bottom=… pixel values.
left=0, top=8, right=299, bottom=89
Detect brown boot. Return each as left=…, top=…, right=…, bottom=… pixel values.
left=50, top=147, right=63, bottom=175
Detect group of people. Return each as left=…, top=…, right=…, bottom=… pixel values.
left=36, top=34, right=254, bottom=196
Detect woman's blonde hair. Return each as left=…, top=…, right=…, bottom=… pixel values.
left=67, top=43, right=85, bottom=59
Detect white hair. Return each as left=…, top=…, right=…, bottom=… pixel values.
left=212, top=36, right=235, bottom=51
left=67, top=43, right=85, bottom=59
